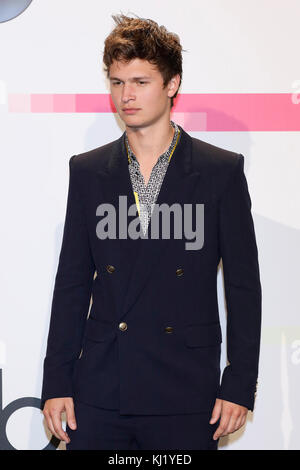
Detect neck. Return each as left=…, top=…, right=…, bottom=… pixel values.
left=125, top=117, right=175, bottom=167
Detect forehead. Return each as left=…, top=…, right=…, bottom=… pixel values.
left=109, top=58, right=159, bottom=78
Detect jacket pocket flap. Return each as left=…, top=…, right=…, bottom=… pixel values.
left=184, top=322, right=222, bottom=348
left=84, top=317, right=116, bottom=342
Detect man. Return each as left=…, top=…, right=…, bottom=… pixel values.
left=41, top=14, right=262, bottom=450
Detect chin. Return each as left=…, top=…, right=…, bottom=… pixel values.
left=123, top=117, right=145, bottom=128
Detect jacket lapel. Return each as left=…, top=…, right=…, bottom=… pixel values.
left=96, top=125, right=201, bottom=319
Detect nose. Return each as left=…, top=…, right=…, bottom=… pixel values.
left=121, top=83, right=135, bottom=103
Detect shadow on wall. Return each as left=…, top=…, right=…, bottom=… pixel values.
left=218, top=214, right=300, bottom=450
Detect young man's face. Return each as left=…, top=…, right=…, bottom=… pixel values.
left=108, top=57, right=179, bottom=128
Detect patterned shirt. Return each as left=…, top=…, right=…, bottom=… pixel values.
left=124, top=120, right=181, bottom=236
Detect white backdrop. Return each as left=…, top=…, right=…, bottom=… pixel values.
left=0, top=0, right=299, bottom=450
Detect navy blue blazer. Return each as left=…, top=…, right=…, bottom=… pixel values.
left=41, top=125, right=262, bottom=414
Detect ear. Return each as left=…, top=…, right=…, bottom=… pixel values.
left=167, top=74, right=181, bottom=98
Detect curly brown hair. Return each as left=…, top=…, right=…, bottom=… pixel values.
left=102, top=13, right=185, bottom=108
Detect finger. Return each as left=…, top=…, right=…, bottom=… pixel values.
left=44, top=411, right=61, bottom=441
left=234, top=414, right=244, bottom=431
left=65, top=400, right=77, bottom=430
left=51, top=411, right=70, bottom=443
left=240, top=413, right=247, bottom=428
left=223, top=412, right=240, bottom=435
left=209, top=400, right=222, bottom=424
left=213, top=411, right=231, bottom=440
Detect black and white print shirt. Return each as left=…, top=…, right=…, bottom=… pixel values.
left=124, top=120, right=181, bottom=235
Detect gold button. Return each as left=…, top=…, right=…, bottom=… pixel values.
left=176, top=268, right=184, bottom=276
left=165, top=326, right=173, bottom=333
left=119, top=322, right=127, bottom=331
left=106, top=265, right=115, bottom=273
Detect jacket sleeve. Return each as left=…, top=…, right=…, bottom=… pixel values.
left=41, top=155, right=96, bottom=408
left=217, top=154, right=262, bottom=411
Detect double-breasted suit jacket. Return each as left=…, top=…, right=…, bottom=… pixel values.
left=41, top=124, right=262, bottom=414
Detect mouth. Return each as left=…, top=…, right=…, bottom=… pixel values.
left=123, top=108, right=140, bottom=114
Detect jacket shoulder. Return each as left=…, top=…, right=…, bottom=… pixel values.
left=191, top=136, right=243, bottom=193
left=69, top=136, right=122, bottom=173
left=192, top=136, right=241, bottom=171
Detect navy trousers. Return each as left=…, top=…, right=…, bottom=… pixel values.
left=65, top=400, right=220, bottom=450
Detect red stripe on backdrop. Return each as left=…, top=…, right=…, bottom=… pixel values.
left=8, top=93, right=300, bottom=131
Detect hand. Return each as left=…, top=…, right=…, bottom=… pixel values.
left=43, top=397, right=77, bottom=443
left=209, top=398, right=248, bottom=440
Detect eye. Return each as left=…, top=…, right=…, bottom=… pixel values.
left=139, top=81, right=147, bottom=85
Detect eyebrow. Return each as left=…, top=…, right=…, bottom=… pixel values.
left=109, top=76, right=152, bottom=81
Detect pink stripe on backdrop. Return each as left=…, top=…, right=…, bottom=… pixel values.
left=8, top=93, right=300, bottom=131
left=8, top=93, right=31, bottom=112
